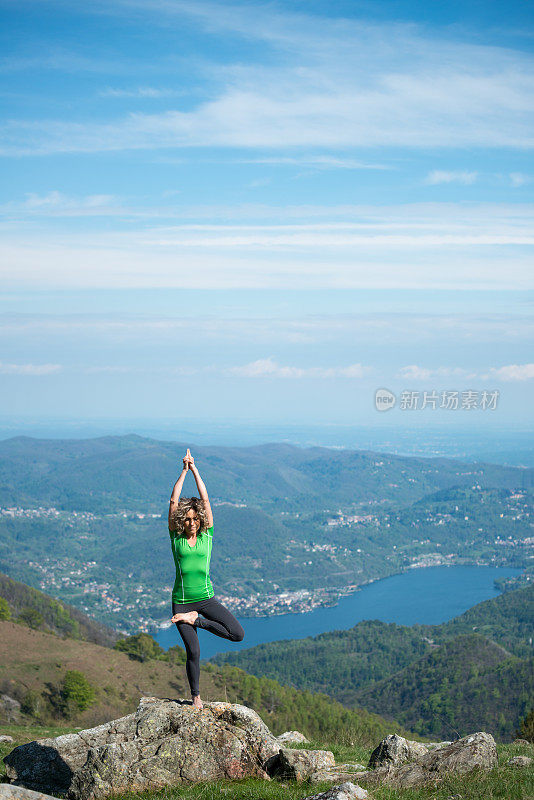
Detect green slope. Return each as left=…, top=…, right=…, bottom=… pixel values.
left=0, top=618, right=409, bottom=749
left=212, top=585, right=534, bottom=741
left=357, top=633, right=533, bottom=741
left=0, top=434, right=531, bottom=511
left=433, top=582, right=534, bottom=657
left=0, top=572, right=118, bottom=647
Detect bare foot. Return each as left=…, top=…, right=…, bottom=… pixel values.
left=171, top=610, right=199, bottom=625
left=192, top=695, right=203, bottom=710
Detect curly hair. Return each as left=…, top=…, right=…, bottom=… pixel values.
left=170, top=497, right=210, bottom=535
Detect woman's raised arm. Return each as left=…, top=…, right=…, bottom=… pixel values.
left=187, top=451, right=214, bottom=528
left=168, top=455, right=189, bottom=530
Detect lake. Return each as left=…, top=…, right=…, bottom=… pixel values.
left=153, top=565, right=522, bottom=660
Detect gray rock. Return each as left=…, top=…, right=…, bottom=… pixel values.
left=266, top=747, right=335, bottom=781
left=425, top=741, right=452, bottom=750
left=0, top=786, right=61, bottom=800
left=368, top=734, right=429, bottom=768
left=0, top=737, right=14, bottom=744
left=3, top=697, right=339, bottom=799
left=507, top=756, right=532, bottom=767
left=4, top=711, right=138, bottom=796
left=309, top=771, right=368, bottom=784
left=309, top=763, right=368, bottom=783
left=367, top=731, right=497, bottom=788
left=277, top=730, right=309, bottom=744
left=0, top=696, right=20, bottom=723
left=303, top=781, right=370, bottom=800
left=512, top=739, right=532, bottom=746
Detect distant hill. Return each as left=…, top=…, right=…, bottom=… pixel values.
left=0, top=620, right=409, bottom=748
left=212, top=584, right=534, bottom=741
left=434, top=582, right=534, bottom=658
left=1, top=434, right=531, bottom=632
left=0, top=434, right=531, bottom=512
left=357, top=633, right=533, bottom=741
left=0, top=572, right=118, bottom=647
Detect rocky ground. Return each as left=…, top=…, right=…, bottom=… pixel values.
left=2, top=697, right=532, bottom=800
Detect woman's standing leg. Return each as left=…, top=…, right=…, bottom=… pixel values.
left=196, top=598, right=245, bottom=642
left=172, top=600, right=202, bottom=706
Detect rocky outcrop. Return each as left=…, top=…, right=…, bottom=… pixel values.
left=0, top=786, right=61, bottom=800
left=3, top=697, right=337, bottom=799
left=0, top=737, right=14, bottom=744
left=265, top=747, right=335, bottom=781
left=2, top=696, right=502, bottom=796
left=0, top=696, right=20, bottom=723
left=277, top=730, right=309, bottom=744
left=507, top=756, right=532, bottom=767
left=368, top=734, right=429, bottom=768
left=309, top=763, right=367, bottom=784
left=365, top=732, right=497, bottom=788
left=303, top=782, right=370, bottom=800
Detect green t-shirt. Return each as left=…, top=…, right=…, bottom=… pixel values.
left=169, top=525, right=214, bottom=603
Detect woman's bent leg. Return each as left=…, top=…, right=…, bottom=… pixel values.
left=196, top=598, right=244, bottom=642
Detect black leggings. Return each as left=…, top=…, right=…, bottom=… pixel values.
left=172, top=597, right=245, bottom=697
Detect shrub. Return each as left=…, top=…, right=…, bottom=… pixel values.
left=114, top=633, right=165, bottom=662
left=166, top=644, right=187, bottom=665
left=516, top=709, right=534, bottom=743
left=20, top=689, right=44, bottom=718
left=0, top=597, right=10, bottom=620
left=18, top=607, right=44, bottom=630
left=61, top=670, right=96, bottom=716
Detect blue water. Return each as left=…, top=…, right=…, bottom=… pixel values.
left=153, top=566, right=522, bottom=660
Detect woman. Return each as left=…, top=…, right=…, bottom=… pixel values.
left=168, top=448, right=244, bottom=709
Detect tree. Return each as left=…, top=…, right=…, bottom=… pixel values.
left=114, top=633, right=165, bottom=662
left=61, top=670, right=96, bottom=716
left=516, top=709, right=534, bottom=743
left=20, top=689, right=44, bottom=718
left=0, top=597, right=10, bottom=620
left=166, top=644, right=186, bottom=664
left=18, top=607, right=44, bottom=629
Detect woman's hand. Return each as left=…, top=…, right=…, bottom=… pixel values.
left=185, top=448, right=196, bottom=470
left=182, top=451, right=190, bottom=471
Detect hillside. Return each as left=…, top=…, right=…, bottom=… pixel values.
left=0, top=620, right=409, bottom=748
left=213, top=619, right=432, bottom=703
left=212, top=584, right=534, bottom=740
left=0, top=435, right=531, bottom=632
left=433, top=581, right=534, bottom=658
left=0, top=434, right=531, bottom=512
left=0, top=572, right=118, bottom=647
left=357, top=633, right=533, bottom=741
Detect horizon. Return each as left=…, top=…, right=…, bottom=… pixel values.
left=1, top=417, right=533, bottom=467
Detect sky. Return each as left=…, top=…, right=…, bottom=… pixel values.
left=1, top=0, right=533, bottom=434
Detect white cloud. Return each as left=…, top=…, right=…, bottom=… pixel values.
left=8, top=192, right=120, bottom=215
left=483, top=363, right=534, bottom=381
left=79, top=359, right=369, bottom=379
left=397, top=365, right=476, bottom=380
left=0, top=361, right=62, bottom=375
left=99, top=87, right=180, bottom=98
left=1, top=202, right=532, bottom=289
left=1, top=5, right=533, bottom=154
left=425, top=171, right=478, bottom=185
left=240, top=155, right=389, bottom=170
left=227, top=357, right=368, bottom=378
left=509, top=172, right=530, bottom=187
left=398, top=363, right=534, bottom=382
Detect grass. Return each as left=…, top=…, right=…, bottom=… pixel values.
left=1, top=724, right=532, bottom=799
